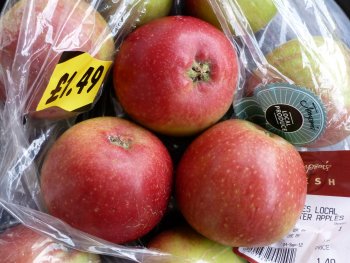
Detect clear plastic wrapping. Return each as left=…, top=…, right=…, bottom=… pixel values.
left=0, top=0, right=175, bottom=262
left=207, top=0, right=350, bottom=262
left=209, top=0, right=350, bottom=150
left=0, top=0, right=350, bottom=262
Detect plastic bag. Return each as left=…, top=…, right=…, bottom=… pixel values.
left=0, top=0, right=350, bottom=262
left=204, top=0, right=350, bottom=262
left=0, top=224, right=102, bottom=262
left=0, top=0, right=176, bottom=262
left=208, top=0, right=350, bottom=149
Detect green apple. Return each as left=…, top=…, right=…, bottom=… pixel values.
left=95, top=0, right=173, bottom=28
left=184, top=0, right=277, bottom=33
left=136, top=0, right=173, bottom=26
left=246, top=36, right=350, bottom=147
left=147, top=226, right=247, bottom=263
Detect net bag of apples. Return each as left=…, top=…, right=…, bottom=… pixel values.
left=0, top=0, right=349, bottom=262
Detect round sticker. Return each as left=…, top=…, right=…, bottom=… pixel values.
left=234, top=83, right=327, bottom=146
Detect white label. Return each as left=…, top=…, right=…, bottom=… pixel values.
left=237, top=194, right=350, bottom=263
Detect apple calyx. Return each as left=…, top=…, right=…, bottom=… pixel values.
left=108, top=135, right=132, bottom=149
left=188, top=61, right=211, bottom=83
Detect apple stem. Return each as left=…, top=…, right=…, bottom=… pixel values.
left=108, top=135, right=132, bottom=149
left=188, top=61, right=211, bottom=83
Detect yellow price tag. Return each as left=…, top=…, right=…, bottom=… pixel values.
left=36, top=51, right=113, bottom=112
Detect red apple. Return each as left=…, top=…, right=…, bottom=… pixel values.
left=40, top=116, right=173, bottom=244
left=0, top=224, right=100, bottom=262
left=0, top=0, right=115, bottom=119
left=147, top=226, right=247, bottom=263
left=244, top=37, right=350, bottom=147
left=176, top=119, right=307, bottom=247
left=113, top=15, right=239, bottom=136
left=184, top=0, right=277, bottom=33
